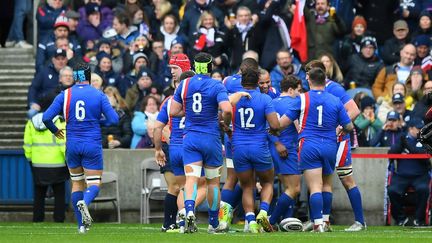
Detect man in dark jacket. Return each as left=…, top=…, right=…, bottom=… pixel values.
left=381, top=20, right=410, bottom=65
left=27, top=49, right=68, bottom=119
left=388, top=117, right=431, bottom=226
left=371, top=111, right=404, bottom=147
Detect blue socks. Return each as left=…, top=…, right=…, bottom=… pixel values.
left=260, top=201, right=270, bottom=212
left=322, top=192, right=332, bottom=216
left=245, top=212, right=256, bottom=223
left=270, top=193, right=294, bottom=225
left=209, top=210, right=219, bottom=228
left=71, top=191, right=84, bottom=227
left=185, top=200, right=195, bottom=216
left=347, top=186, right=365, bottom=225
left=83, top=185, right=100, bottom=206
left=163, top=193, right=178, bottom=228
left=309, top=192, right=323, bottom=224
left=221, top=184, right=242, bottom=208
left=232, top=184, right=243, bottom=208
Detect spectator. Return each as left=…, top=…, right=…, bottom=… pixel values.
left=55, top=37, right=82, bottom=69
left=27, top=49, right=68, bottom=119
left=390, top=93, right=413, bottom=128
left=412, top=80, right=432, bottom=122
left=156, top=14, right=180, bottom=51
left=225, top=6, right=261, bottom=73
left=270, top=48, right=307, bottom=92
left=411, top=10, right=432, bottom=40
left=148, top=39, right=168, bottom=87
left=306, top=0, right=346, bottom=59
left=344, top=36, right=383, bottom=91
left=318, top=52, right=343, bottom=84
left=388, top=117, right=431, bottom=226
left=77, top=3, right=111, bottom=42
left=376, top=82, right=415, bottom=123
left=96, top=38, right=124, bottom=74
left=125, top=67, right=159, bottom=111
left=36, top=15, right=82, bottom=73
left=355, top=96, right=383, bottom=147
left=372, top=44, right=416, bottom=99
left=180, top=0, right=225, bottom=41
left=381, top=20, right=410, bottom=65
left=211, top=70, right=224, bottom=81
left=78, top=0, right=114, bottom=27
left=127, top=3, right=151, bottom=39
left=39, top=66, right=75, bottom=111
left=36, top=0, right=67, bottom=42
left=122, top=52, right=151, bottom=97
left=397, top=0, right=422, bottom=32
left=23, top=111, right=68, bottom=223
left=65, top=10, right=81, bottom=42
left=4, top=0, right=32, bottom=48
left=412, top=35, right=430, bottom=65
left=113, top=12, right=139, bottom=49
left=131, top=96, right=160, bottom=149
left=370, top=111, right=404, bottom=147
left=154, top=0, right=175, bottom=32
left=90, top=72, right=104, bottom=90
left=189, top=11, right=228, bottom=73
left=101, top=86, right=132, bottom=149
left=406, top=66, right=427, bottom=104
left=94, top=51, right=121, bottom=92
left=339, top=15, right=368, bottom=63
left=123, top=35, right=152, bottom=75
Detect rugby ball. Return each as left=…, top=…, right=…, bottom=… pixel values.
left=279, top=217, right=303, bottom=232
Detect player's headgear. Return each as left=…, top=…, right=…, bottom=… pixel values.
left=73, top=62, right=91, bottom=83
left=193, top=52, right=213, bottom=74
left=169, top=53, right=191, bottom=72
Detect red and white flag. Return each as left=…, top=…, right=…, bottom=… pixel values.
left=290, top=0, right=308, bottom=62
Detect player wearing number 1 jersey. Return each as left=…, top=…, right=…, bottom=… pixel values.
left=232, top=69, right=280, bottom=233
left=170, top=52, right=232, bottom=234
left=279, top=68, right=353, bottom=232
left=42, top=62, right=119, bottom=233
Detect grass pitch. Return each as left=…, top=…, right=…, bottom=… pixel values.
left=0, top=223, right=431, bottom=243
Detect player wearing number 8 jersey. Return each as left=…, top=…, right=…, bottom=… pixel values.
left=279, top=68, right=353, bottom=232
left=170, top=52, right=232, bottom=233
left=232, top=68, right=280, bottom=233
left=42, top=62, right=119, bottom=233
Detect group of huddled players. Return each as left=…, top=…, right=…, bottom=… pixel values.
left=153, top=51, right=366, bottom=234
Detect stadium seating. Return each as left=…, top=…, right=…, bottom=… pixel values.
left=93, top=171, right=121, bottom=223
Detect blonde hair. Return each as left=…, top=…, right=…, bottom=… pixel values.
left=155, top=0, right=172, bottom=20
left=104, top=86, right=128, bottom=110
left=196, top=11, right=218, bottom=30
left=318, top=52, right=343, bottom=83
left=91, top=72, right=103, bottom=90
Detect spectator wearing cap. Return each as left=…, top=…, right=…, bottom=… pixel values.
left=4, top=0, right=32, bottom=48
left=189, top=11, right=228, bottom=74
left=411, top=10, right=432, bottom=41
left=381, top=20, right=411, bottom=65
left=339, top=15, right=368, bottom=62
left=113, top=12, right=140, bottom=49
left=97, top=39, right=124, bottom=74
left=94, top=51, right=121, bottom=94
left=412, top=35, right=430, bottom=65
left=65, top=10, right=81, bottom=42
left=77, top=3, right=111, bottom=42
left=179, top=0, right=225, bottom=41
left=370, top=111, right=404, bottom=147
left=123, top=35, right=152, bottom=74
left=36, top=15, right=82, bottom=73
left=270, top=48, right=307, bottom=92
left=355, top=96, right=383, bottom=147
left=406, top=66, right=427, bottom=103
left=225, top=6, right=261, bottom=73
left=388, top=117, right=431, bottom=226
left=78, top=0, right=114, bottom=28
left=125, top=67, right=159, bottom=111
left=373, top=44, right=417, bottom=99
left=27, top=49, right=68, bottom=119
left=391, top=93, right=413, bottom=128
left=36, top=0, right=67, bottom=42
left=121, top=52, right=151, bottom=97
left=344, top=36, right=383, bottom=90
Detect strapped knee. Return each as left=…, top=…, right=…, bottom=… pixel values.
left=337, top=165, right=353, bottom=179
left=204, top=166, right=221, bottom=179
left=85, top=175, right=102, bottom=185
left=226, top=158, right=234, bottom=169
left=184, top=164, right=202, bottom=177
left=70, top=172, right=85, bottom=181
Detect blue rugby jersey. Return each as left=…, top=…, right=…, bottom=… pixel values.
left=156, top=96, right=184, bottom=145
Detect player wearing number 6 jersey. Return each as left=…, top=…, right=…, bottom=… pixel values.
left=42, top=62, right=119, bottom=234
left=170, top=52, right=232, bottom=234
left=279, top=68, right=353, bottom=232
left=232, top=68, right=280, bottom=233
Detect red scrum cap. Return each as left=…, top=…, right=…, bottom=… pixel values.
left=169, top=53, right=191, bottom=72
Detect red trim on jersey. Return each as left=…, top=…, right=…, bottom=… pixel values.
left=64, top=88, right=72, bottom=122
left=182, top=78, right=191, bottom=113
left=299, top=93, right=310, bottom=134
left=38, top=7, right=45, bottom=17
left=298, top=138, right=305, bottom=162
left=337, top=140, right=349, bottom=167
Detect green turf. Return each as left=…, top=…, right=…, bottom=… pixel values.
left=0, top=223, right=431, bottom=243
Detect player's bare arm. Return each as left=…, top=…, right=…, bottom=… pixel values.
left=169, top=100, right=185, bottom=117
left=344, top=99, right=360, bottom=121
left=153, top=120, right=167, bottom=166
left=228, top=92, right=252, bottom=105
left=219, top=101, right=233, bottom=127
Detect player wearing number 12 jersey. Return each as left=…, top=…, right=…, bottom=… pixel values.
left=42, top=62, right=119, bottom=234
left=232, top=68, right=279, bottom=233
left=279, top=68, right=353, bottom=232
left=170, top=52, right=232, bottom=234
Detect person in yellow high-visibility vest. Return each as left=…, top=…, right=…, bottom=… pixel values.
left=23, top=112, right=69, bottom=222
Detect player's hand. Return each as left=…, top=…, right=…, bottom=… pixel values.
left=108, top=140, right=121, bottom=149
left=155, top=149, right=166, bottom=166
left=31, top=103, right=41, bottom=111
left=268, top=128, right=280, bottom=137
left=275, top=142, right=288, bottom=159
left=239, top=91, right=252, bottom=99
left=54, top=129, right=65, bottom=140
left=220, top=121, right=232, bottom=138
